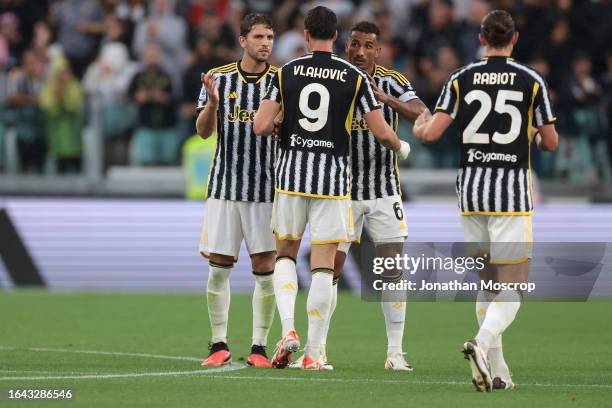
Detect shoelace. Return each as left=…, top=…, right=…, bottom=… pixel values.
left=251, top=345, right=268, bottom=357
left=208, top=342, right=229, bottom=354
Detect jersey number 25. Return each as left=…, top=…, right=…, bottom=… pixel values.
left=463, top=90, right=523, bottom=145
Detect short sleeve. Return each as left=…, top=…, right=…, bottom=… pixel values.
left=356, top=74, right=381, bottom=114
left=263, top=69, right=282, bottom=104
left=386, top=72, right=418, bottom=103
left=196, top=85, right=207, bottom=112
left=434, top=74, right=459, bottom=118
left=533, top=79, right=556, bottom=126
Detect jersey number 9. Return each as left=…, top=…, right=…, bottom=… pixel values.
left=298, top=83, right=330, bottom=132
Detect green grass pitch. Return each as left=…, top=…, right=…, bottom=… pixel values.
left=0, top=290, right=611, bottom=407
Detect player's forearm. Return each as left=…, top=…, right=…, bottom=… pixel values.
left=253, top=102, right=279, bottom=136
left=253, top=115, right=273, bottom=136
left=375, top=127, right=402, bottom=152
left=535, top=125, right=559, bottom=152
left=196, top=103, right=217, bottom=139
left=386, top=98, right=430, bottom=124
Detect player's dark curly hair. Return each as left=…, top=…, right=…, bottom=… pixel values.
left=304, top=6, right=337, bottom=40
left=350, top=21, right=381, bottom=40
left=240, top=13, right=274, bottom=37
left=480, top=10, right=515, bottom=48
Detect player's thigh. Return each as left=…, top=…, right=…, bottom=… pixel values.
left=488, top=215, right=533, bottom=265
left=337, top=199, right=366, bottom=254
left=367, top=195, right=408, bottom=243
left=461, top=215, right=491, bottom=257
left=239, top=201, right=276, bottom=256
left=271, top=192, right=308, bottom=240
left=309, top=197, right=352, bottom=244
left=199, top=198, right=244, bottom=259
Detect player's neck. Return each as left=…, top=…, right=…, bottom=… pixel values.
left=239, top=57, right=267, bottom=74
left=485, top=46, right=513, bottom=57
left=308, top=39, right=334, bottom=53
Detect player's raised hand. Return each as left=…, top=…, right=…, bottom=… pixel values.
left=414, top=110, right=431, bottom=128
left=272, top=110, right=283, bottom=141
left=367, top=73, right=388, bottom=105
left=201, top=73, right=219, bottom=105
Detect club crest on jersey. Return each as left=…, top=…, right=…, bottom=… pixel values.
left=351, top=117, right=369, bottom=131
left=227, top=104, right=256, bottom=123
left=467, top=148, right=517, bottom=163
left=289, top=134, right=334, bottom=149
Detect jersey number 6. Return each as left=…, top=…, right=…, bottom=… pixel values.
left=462, top=89, right=523, bottom=145
left=298, top=83, right=330, bottom=132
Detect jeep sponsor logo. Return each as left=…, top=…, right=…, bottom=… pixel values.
left=290, top=134, right=335, bottom=149
left=467, top=148, right=517, bottom=163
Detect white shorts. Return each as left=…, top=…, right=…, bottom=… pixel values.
left=461, top=214, right=533, bottom=264
left=271, top=191, right=353, bottom=244
left=199, top=198, right=276, bottom=259
left=338, top=195, right=407, bottom=253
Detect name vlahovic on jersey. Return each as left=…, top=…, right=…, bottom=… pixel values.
left=351, top=65, right=419, bottom=200
left=197, top=62, right=277, bottom=203
left=265, top=52, right=380, bottom=198
left=434, top=56, right=556, bottom=215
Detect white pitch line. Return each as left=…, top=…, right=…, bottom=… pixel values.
left=0, top=366, right=244, bottom=381
left=1, top=346, right=610, bottom=389
left=199, top=374, right=612, bottom=390
left=0, top=346, right=202, bottom=362
left=0, top=345, right=246, bottom=381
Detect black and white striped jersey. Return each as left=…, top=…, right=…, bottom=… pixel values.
left=197, top=62, right=277, bottom=203
left=351, top=65, right=418, bottom=200
left=264, top=51, right=380, bottom=198
left=434, top=56, right=556, bottom=215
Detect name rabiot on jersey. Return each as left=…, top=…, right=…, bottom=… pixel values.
left=197, top=62, right=277, bottom=203
left=351, top=64, right=419, bottom=201
left=264, top=51, right=380, bottom=199
left=434, top=56, right=556, bottom=215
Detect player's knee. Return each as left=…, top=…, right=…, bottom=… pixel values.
left=276, top=240, right=300, bottom=259
left=334, top=251, right=347, bottom=278
left=251, top=251, right=276, bottom=273
left=209, top=253, right=235, bottom=266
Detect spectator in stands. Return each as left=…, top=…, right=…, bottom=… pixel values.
left=544, top=17, right=573, bottom=91
left=5, top=49, right=46, bottom=173
left=179, top=33, right=226, bottom=144
left=51, top=0, right=105, bottom=79
left=132, top=0, right=188, bottom=91
left=101, top=13, right=131, bottom=49
left=272, top=10, right=305, bottom=65
left=190, top=3, right=238, bottom=63
left=83, top=42, right=137, bottom=168
left=128, top=42, right=178, bottom=166
left=457, top=0, right=490, bottom=63
left=413, top=0, right=460, bottom=64
left=557, top=52, right=610, bottom=181
left=31, top=21, right=54, bottom=69
left=39, top=56, right=83, bottom=174
left=601, top=50, right=612, bottom=168
left=0, top=12, right=24, bottom=71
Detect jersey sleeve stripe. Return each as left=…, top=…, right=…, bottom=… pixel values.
left=507, top=60, right=555, bottom=122
left=451, top=79, right=460, bottom=118
left=345, top=74, right=363, bottom=134
left=440, top=61, right=488, bottom=110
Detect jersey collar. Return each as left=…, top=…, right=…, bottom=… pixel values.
left=236, top=61, right=271, bottom=84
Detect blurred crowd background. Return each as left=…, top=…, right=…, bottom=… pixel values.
left=0, top=0, right=610, bottom=185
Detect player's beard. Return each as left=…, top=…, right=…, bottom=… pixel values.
left=248, top=49, right=269, bottom=64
